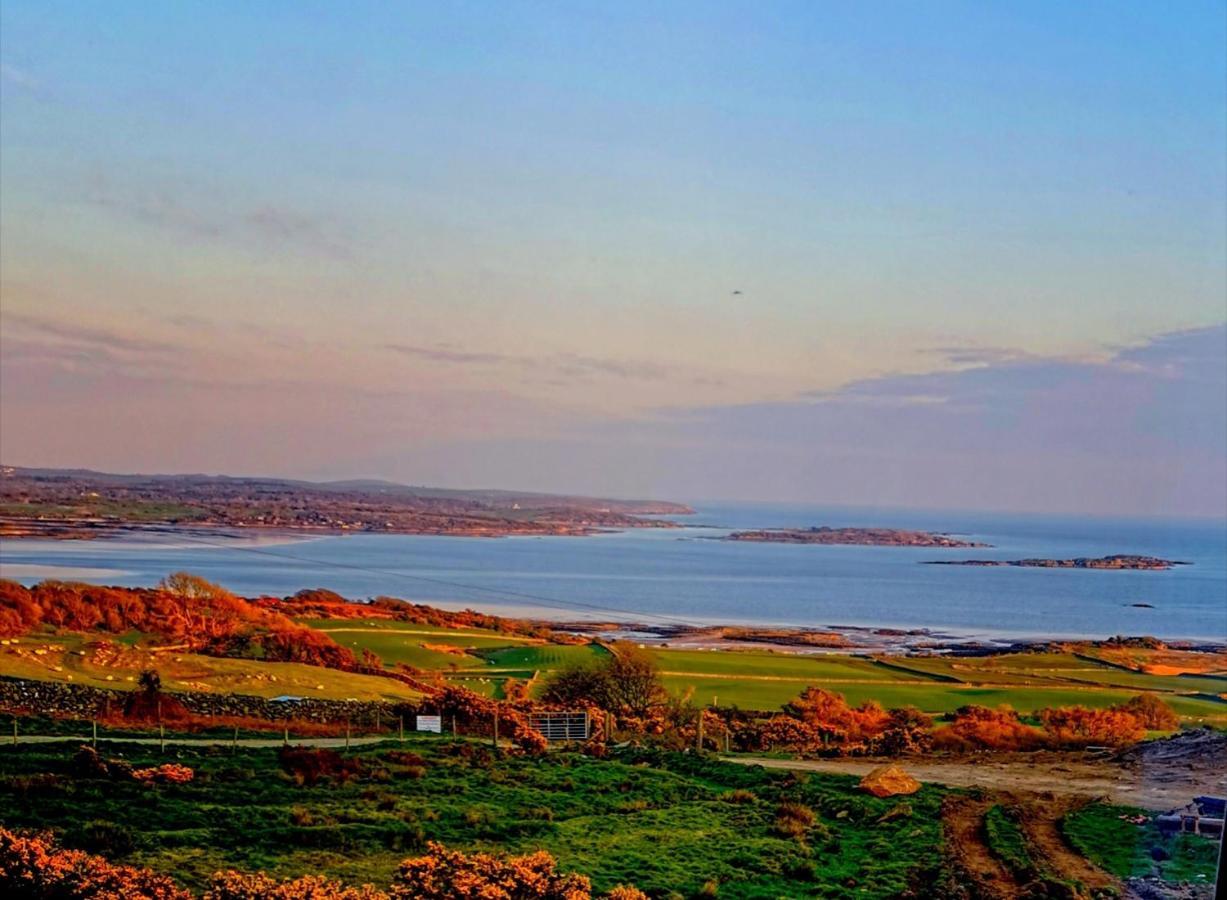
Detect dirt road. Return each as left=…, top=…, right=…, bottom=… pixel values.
left=724, top=751, right=1224, bottom=810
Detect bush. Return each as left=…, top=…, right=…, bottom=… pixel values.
left=390, top=841, right=591, bottom=899
left=278, top=747, right=364, bottom=786
left=79, top=820, right=137, bottom=858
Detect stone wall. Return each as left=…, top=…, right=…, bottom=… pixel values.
left=0, top=676, right=412, bottom=725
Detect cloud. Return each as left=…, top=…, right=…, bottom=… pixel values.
left=384, top=342, right=672, bottom=382
left=2, top=312, right=180, bottom=357
left=424, top=324, right=1224, bottom=516
left=78, top=175, right=354, bottom=257
left=0, top=62, right=39, bottom=92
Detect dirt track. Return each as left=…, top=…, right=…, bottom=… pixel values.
left=725, top=745, right=1226, bottom=811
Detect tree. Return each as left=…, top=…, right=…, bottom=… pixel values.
left=541, top=663, right=613, bottom=708
left=138, top=669, right=162, bottom=695
left=1116, top=694, right=1178, bottom=731
left=603, top=643, right=665, bottom=716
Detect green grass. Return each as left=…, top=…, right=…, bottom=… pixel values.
left=651, top=649, right=934, bottom=681
left=1063, top=803, right=1220, bottom=885
left=983, top=804, right=1033, bottom=880
left=476, top=644, right=610, bottom=672
left=0, top=500, right=208, bottom=522
left=0, top=739, right=947, bottom=899
left=659, top=676, right=1202, bottom=716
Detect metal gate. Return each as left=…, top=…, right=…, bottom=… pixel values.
left=529, top=710, right=590, bottom=742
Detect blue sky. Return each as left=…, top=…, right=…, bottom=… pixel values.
left=1, top=2, right=1224, bottom=515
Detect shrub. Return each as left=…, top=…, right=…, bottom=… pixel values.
left=1039, top=706, right=1145, bottom=747
left=933, top=705, right=1044, bottom=752
left=78, top=820, right=137, bottom=858
left=132, top=764, right=195, bottom=785
left=1115, top=694, right=1179, bottom=731
left=278, top=747, right=364, bottom=786
left=0, top=826, right=189, bottom=899
left=390, top=841, right=592, bottom=899
left=204, top=871, right=388, bottom=899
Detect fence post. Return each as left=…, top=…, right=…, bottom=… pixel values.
left=11, top=718, right=16, bottom=746
left=398, top=715, right=404, bottom=742
left=492, top=709, right=499, bottom=748
left=159, top=723, right=165, bottom=753
left=696, top=709, right=704, bottom=752
left=345, top=718, right=351, bottom=751
left=92, top=719, right=97, bottom=747
left=283, top=725, right=289, bottom=746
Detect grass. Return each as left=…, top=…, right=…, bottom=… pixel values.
left=6, top=622, right=1226, bottom=723
left=650, top=649, right=928, bottom=681
left=0, top=633, right=421, bottom=702
left=0, top=739, right=947, bottom=899
left=476, top=643, right=610, bottom=670
left=1062, top=803, right=1220, bottom=885
left=983, top=804, right=1033, bottom=880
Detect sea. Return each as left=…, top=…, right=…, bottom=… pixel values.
left=1, top=503, right=1224, bottom=643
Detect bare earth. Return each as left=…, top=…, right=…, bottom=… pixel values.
left=725, top=741, right=1227, bottom=811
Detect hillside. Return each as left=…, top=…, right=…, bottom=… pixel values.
left=0, top=466, right=693, bottom=539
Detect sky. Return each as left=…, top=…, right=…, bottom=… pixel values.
left=1, top=1, right=1225, bottom=516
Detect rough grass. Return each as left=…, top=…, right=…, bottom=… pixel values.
left=0, top=633, right=421, bottom=702
left=1062, top=803, right=1220, bottom=884
left=0, top=739, right=947, bottom=899
left=983, top=804, right=1033, bottom=879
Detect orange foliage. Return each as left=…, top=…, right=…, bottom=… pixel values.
left=0, top=830, right=645, bottom=900
left=0, top=826, right=190, bottom=899
left=1116, top=694, right=1179, bottom=731
left=391, top=842, right=591, bottom=900
left=1039, top=705, right=1145, bottom=747
left=784, top=687, right=891, bottom=743
left=932, top=705, right=1045, bottom=752
left=203, top=871, right=388, bottom=899
left=132, top=764, right=195, bottom=785
left=0, top=577, right=356, bottom=669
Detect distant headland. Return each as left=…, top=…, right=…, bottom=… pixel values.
left=724, top=526, right=990, bottom=548
left=0, top=465, right=693, bottom=540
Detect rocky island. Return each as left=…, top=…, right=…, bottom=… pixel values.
left=926, top=554, right=1186, bottom=571
left=725, top=526, right=989, bottom=548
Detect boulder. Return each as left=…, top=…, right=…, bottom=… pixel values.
left=859, top=764, right=921, bottom=798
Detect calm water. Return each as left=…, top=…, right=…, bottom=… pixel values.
left=1, top=503, right=1224, bottom=642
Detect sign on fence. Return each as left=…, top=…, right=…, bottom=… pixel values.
left=416, top=715, right=442, bottom=733
left=529, top=710, right=589, bottom=742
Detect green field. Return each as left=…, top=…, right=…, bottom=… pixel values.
left=0, top=739, right=948, bottom=899
left=0, top=632, right=422, bottom=703
left=1063, top=803, right=1222, bottom=884
left=7, top=617, right=1226, bottom=723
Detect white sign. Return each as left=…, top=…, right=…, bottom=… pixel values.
left=416, top=715, right=442, bottom=733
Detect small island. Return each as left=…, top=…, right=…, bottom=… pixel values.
left=725, top=526, right=989, bottom=548
left=926, top=554, right=1186, bottom=571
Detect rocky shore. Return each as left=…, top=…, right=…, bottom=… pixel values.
left=926, top=554, right=1185, bottom=571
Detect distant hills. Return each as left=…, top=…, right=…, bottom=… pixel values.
left=0, top=465, right=693, bottom=539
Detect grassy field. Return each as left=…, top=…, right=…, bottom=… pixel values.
left=5, top=617, right=1226, bottom=722
left=1063, top=803, right=1221, bottom=884
left=0, top=738, right=949, bottom=899
left=0, top=633, right=422, bottom=703
left=293, top=618, right=1227, bottom=723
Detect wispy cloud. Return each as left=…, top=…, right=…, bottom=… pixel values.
left=0, top=62, right=41, bottom=93
left=78, top=175, right=354, bottom=258
left=384, top=342, right=672, bottom=382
